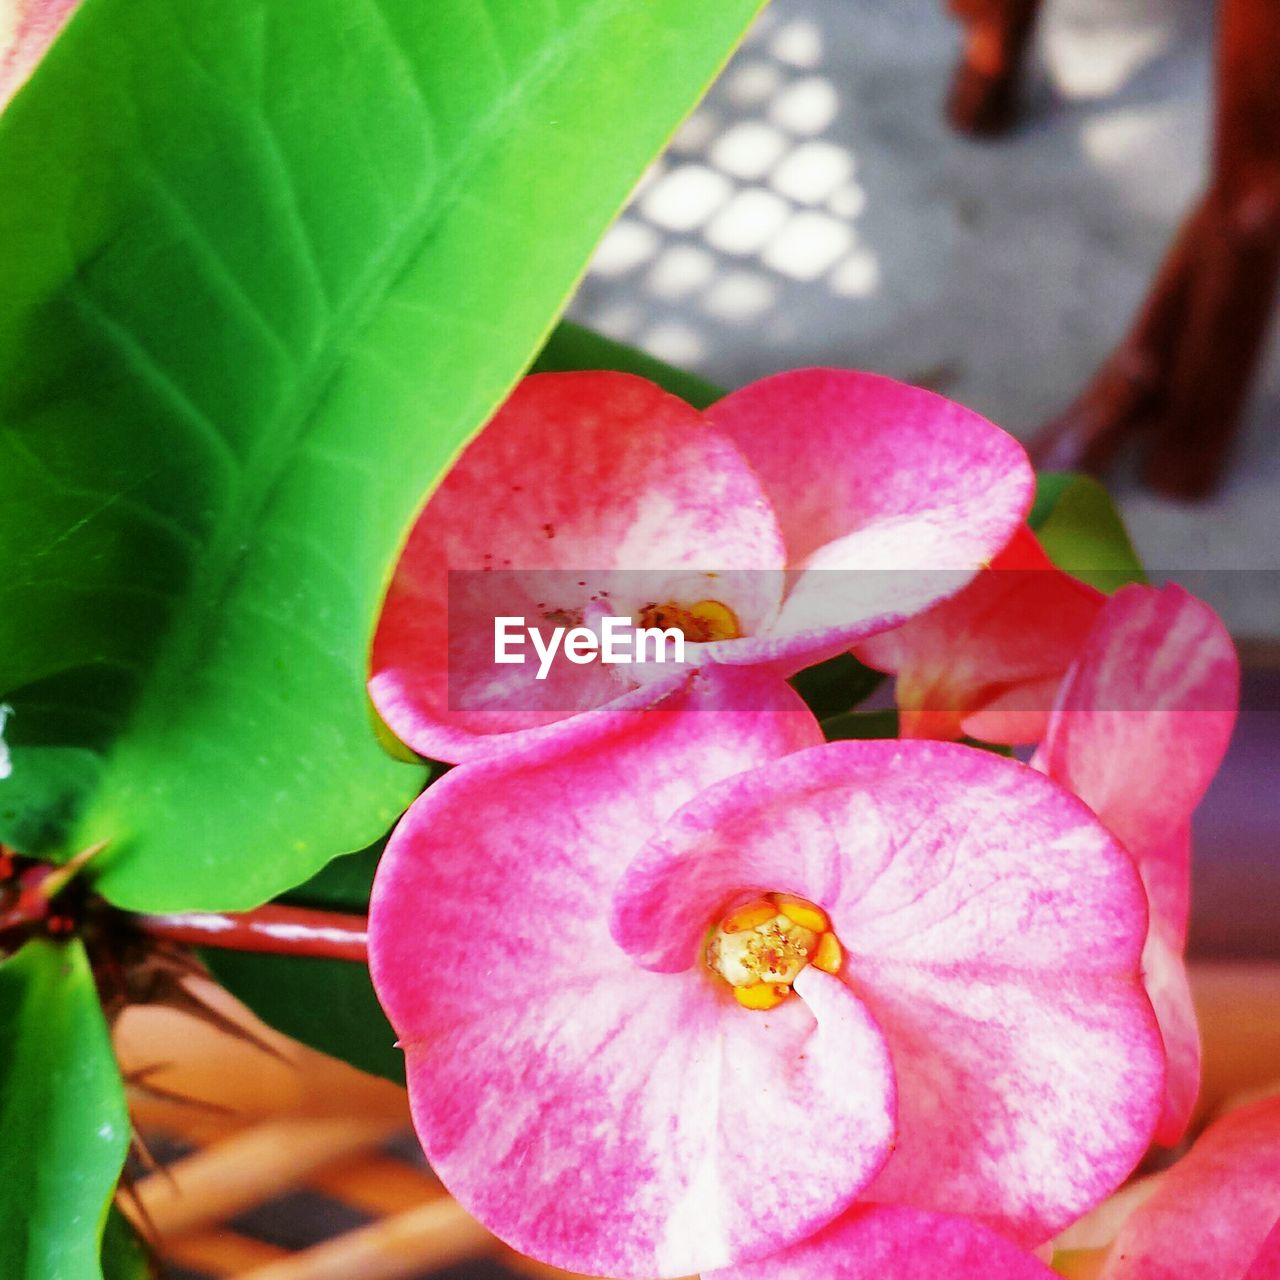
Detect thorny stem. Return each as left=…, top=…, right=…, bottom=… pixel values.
left=1, top=842, right=370, bottom=963
left=0, top=842, right=106, bottom=940
left=134, top=903, right=369, bottom=963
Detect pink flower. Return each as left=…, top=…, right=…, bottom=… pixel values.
left=370, top=369, right=1033, bottom=762
left=855, top=525, right=1103, bottom=744
left=1, top=0, right=80, bottom=108
left=369, top=667, right=1163, bottom=1278
left=711, top=1204, right=1057, bottom=1280
left=1034, top=584, right=1239, bottom=1145
left=1097, top=1092, right=1280, bottom=1279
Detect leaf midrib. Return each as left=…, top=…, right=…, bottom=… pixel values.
left=127, top=0, right=610, bottom=720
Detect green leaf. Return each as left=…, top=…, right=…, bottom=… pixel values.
left=202, top=841, right=401, bottom=1081
left=534, top=320, right=725, bottom=409
left=790, top=652, right=886, bottom=722
left=0, top=0, right=764, bottom=911
left=0, top=745, right=103, bottom=854
left=203, top=947, right=402, bottom=1083
left=821, top=708, right=899, bottom=741
left=101, top=1209, right=153, bottom=1280
left=1027, top=471, right=1077, bottom=530
left=0, top=938, right=130, bottom=1280
left=282, top=839, right=385, bottom=913
left=1028, top=472, right=1146, bottom=592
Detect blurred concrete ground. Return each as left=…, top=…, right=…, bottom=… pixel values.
left=567, top=0, right=1280, bottom=634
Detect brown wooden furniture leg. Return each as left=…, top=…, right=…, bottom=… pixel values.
left=1143, top=0, right=1280, bottom=496
left=1032, top=210, right=1207, bottom=474
left=1032, top=0, right=1280, bottom=498
left=946, top=0, right=1046, bottom=136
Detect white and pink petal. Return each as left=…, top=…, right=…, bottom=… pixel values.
left=370, top=371, right=787, bottom=761
left=370, top=672, right=901, bottom=1277
left=1037, top=583, right=1239, bottom=855
left=1, top=0, right=80, bottom=107
left=706, top=369, right=1035, bottom=654
left=612, top=739, right=1164, bottom=1244
left=1037, top=584, right=1238, bottom=1144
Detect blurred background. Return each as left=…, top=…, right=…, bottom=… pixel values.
left=568, top=0, right=1280, bottom=628
left=121, top=0, right=1279, bottom=1275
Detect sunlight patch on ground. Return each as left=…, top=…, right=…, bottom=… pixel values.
left=576, top=8, right=882, bottom=342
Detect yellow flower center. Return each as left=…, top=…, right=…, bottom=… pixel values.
left=705, top=893, right=843, bottom=1011
left=635, top=599, right=741, bottom=643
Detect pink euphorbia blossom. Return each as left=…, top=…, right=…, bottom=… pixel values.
left=1034, top=584, right=1239, bottom=1145
left=1, top=0, right=79, bottom=107
left=711, top=1204, right=1057, bottom=1280
left=854, top=525, right=1103, bottom=743
left=371, top=369, right=1033, bottom=762
left=1097, top=1093, right=1280, bottom=1280
left=369, top=667, right=1163, bottom=1279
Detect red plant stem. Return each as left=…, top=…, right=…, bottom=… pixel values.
left=135, top=903, right=369, bottom=963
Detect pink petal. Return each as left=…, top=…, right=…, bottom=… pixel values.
left=1, top=0, right=79, bottom=108
left=854, top=527, right=1103, bottom=743
left=960, top=675, right=1071, bottom=745
left=858, top=958, right=1160, bottom=1244
left=371, top=672, right=900, bottom=1277
left=706, top=369, right=1034, bottom=650
left=1100, top=1094, right=1280, bottom=1280
left=1142, top=905, right=1200, bottom=1146
left=1132, top=824, right=1199, bottom=1145
left=708, top=1204, right=1056, bottom=1280
left=1244, top=1222, right=1280, bottom=1280
left=370, top=372, right=786, bottom=762
left=611, top=739, right=1163, bottom=1244
left=1037, top=584, right=1239, bottom=855
left=1037, top=585, right=1238, bottom=1143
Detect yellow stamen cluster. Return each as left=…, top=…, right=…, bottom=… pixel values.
left=636, top=599, right=741, bottom=643
left=705, top=892, right=843, bottom=1011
